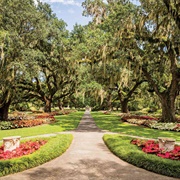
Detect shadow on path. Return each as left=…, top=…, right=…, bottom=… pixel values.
left=14, top=158, right=172, bottom=180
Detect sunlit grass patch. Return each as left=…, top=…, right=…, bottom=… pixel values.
left=0, top=111, right=84, bottom=140
left=91, top=111, right=180, bottom=142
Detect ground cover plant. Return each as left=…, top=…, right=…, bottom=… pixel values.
left=0, top=111, right=84, bottom=140
left=103, top=134, right=180, bottom=178
left=91, top=112, right=180, bottom=142
left=0, top=134, right=73, bottom=177
left=131, top=139, right=180, bottom=160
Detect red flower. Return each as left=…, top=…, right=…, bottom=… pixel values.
left=0, top=140, right=47, bottom=160
left=131, top=139, right=180, bottom=160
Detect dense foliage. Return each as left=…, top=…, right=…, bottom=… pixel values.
left=0, top=0, right=179, bottom=123
left=81, top=0, right=180, bottom=122
left=0, top=0, right=81, bottom=119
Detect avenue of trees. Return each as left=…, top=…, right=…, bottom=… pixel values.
left=0, top=0, right=179, bottom=123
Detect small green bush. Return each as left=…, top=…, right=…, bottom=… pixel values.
left=0, top=134, right=73, bottom=177
left=103, top=134, right=180, bottom=178
left=0, top=121, right=13, bottom=130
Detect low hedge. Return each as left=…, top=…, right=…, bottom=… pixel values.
left=103, top=134, right=180, bottom=178
left=0, top=134, right=73, bottom=177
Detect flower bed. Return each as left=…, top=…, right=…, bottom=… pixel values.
left=131, top=139, right=180, bottom=160
left=150, top=123, right=180, bottom=131
left=122, top=115, right=158, bottom=121
left=0, top=113, right=57, bottom=130
left=11, top=119, right=45, bottom=128
left=34, top=112, right=54, bottom=118
left=35, top=114, right=56, bottom=123
left=121, top=115, right=157, bottom=126
left=0, top=140, right=47, bottom=160
left=121, top=115, right=180, bottom=132
left=0, top=135, right=73, bottom=177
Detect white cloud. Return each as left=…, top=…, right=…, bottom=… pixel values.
left=39, top=0, right=81, bottom=6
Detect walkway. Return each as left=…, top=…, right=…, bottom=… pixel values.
left=0, top=111, right=177, bottom=180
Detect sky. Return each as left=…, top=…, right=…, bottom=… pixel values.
left=38, top=0, right=92, bottom=31
left=38, top=0, right=140, bottom=32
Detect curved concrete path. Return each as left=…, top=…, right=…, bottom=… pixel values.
left=0, top=111, right=177, bottom=180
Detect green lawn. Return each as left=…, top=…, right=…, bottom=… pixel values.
left=0, top=111, right=84, bottom=140
left=91, top=111, right=180, bottom=142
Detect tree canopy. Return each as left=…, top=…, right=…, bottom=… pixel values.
left=0, top=0, right=179, bottom=122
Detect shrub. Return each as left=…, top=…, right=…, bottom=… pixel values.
left=0, top=134, right=73, bottom=177
left=0, top=121, right=13, bottom=130
left=103, top=134, right=180, bottom=178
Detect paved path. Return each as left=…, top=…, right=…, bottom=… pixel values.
left=0, top=111, right=177, bottom=180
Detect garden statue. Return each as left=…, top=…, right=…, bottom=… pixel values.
left=3, top=136, right=21, bottom=152
left=158, top=137, right=175, bottom=152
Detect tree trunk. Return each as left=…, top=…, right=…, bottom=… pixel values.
left=0, top=101, right=11, bottom=120
left=58, top=100, right=64, bottom=110
left=107, top=92, right=112, bottom=111
left=117, top=89, right=129, bottom=113
left=142, top=64, right=178, bottom=123
left=58, top=100, right=66, bottom=114
left=44, top=99, right=52, bottom=112
left=160, top=94, right=176, bottom=122
left=121, top=99, right=129, bottom=113
left=116, top=81, right=143, bottom=113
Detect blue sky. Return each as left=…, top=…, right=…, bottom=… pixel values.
left=38, top=0, right=92, bottom=31
left=38, top=0, right=140, bottom=31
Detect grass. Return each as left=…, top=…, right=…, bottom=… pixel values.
left=103, top=134, right=180, bottom=178
left=0, top=111, right=84, bottom=140
left=0, top=134, right=73, bottom=177
left=91, top=111, right=180, bottom=142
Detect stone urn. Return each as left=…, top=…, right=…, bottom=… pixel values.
left=158, top=137, right=175, bottom=152
left=3, top=136, right=21, bottom=152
